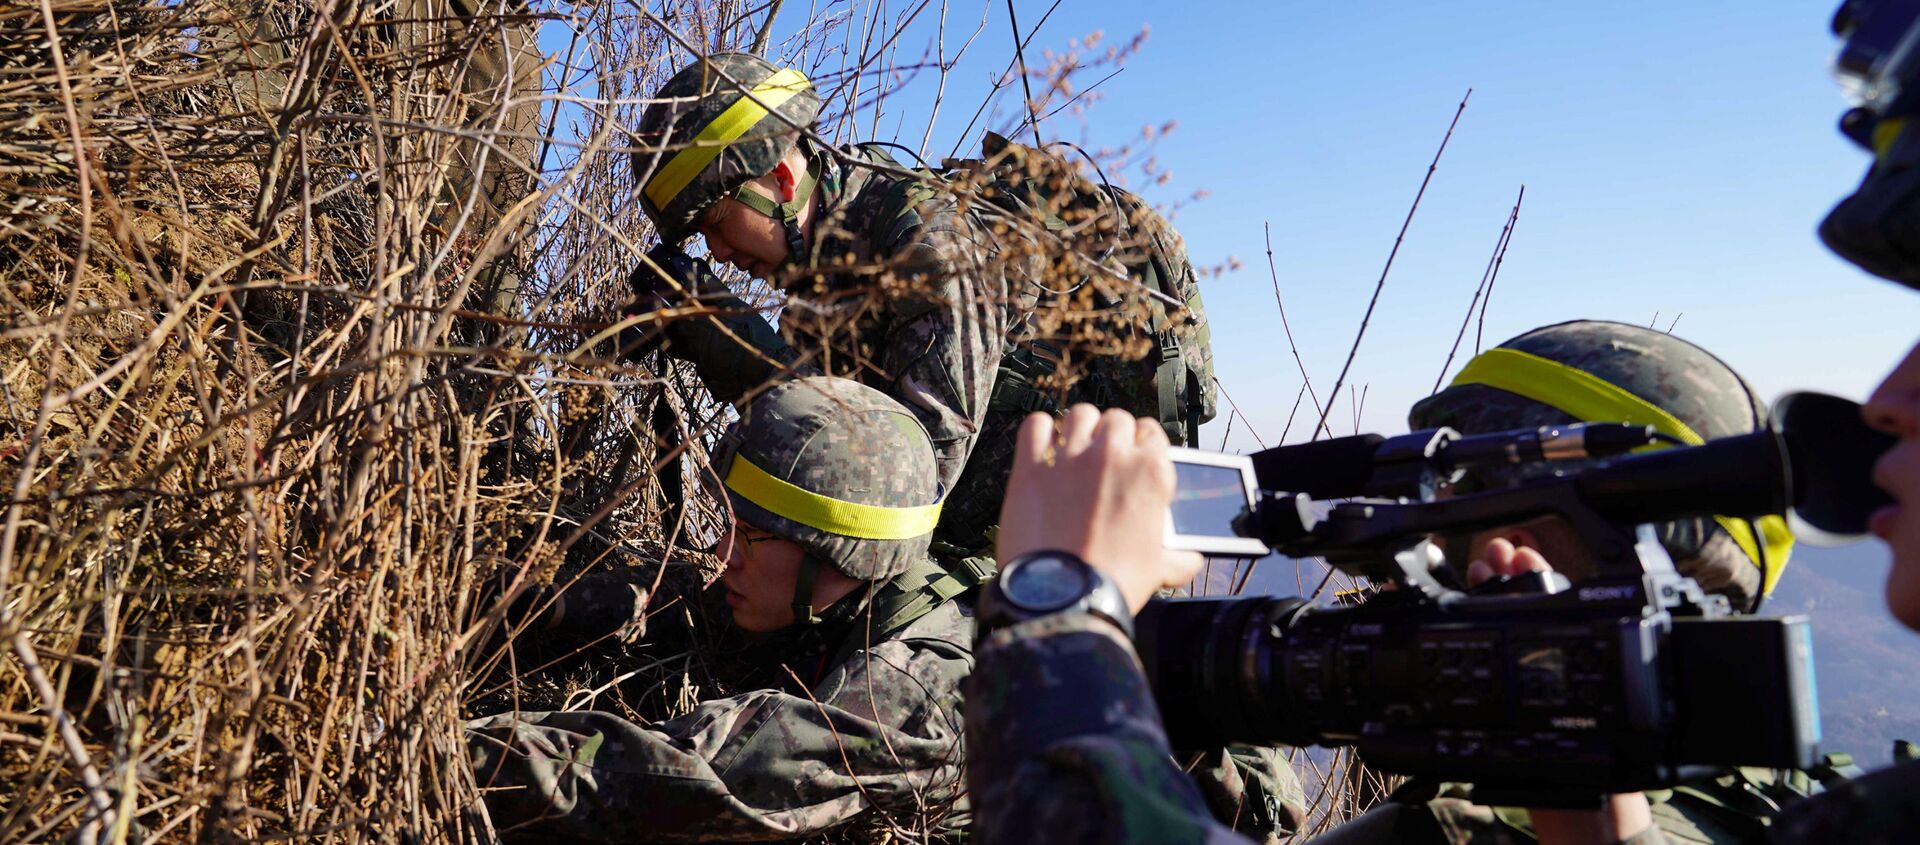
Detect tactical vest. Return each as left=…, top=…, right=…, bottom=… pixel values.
left=827, top=545, right=994, bottom=669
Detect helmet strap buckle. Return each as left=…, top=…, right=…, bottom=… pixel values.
left=791, top=555, right=825, bottom=625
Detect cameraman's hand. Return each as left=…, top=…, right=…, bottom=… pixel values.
left=998, top=405, right=1203, bottom=614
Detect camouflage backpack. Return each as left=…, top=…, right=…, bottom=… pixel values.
left=937, top=131, right=1218, bottom=446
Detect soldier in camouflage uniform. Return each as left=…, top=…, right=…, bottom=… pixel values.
left=626, top=52, right=1292, bottom=839
left=1409, top=320, right=1795, bottom=610
left=626, top=51, right=1214, bottom=555
left=1306, top=320, right=1817, bottom=845
left=468, top=377, right=972, bottom=841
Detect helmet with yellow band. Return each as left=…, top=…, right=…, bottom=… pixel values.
left=714, top=377, right=942, bottom=623
left=634, top=52, right=823, bottom=246
left=1411, top=320, right=1795, bottom=603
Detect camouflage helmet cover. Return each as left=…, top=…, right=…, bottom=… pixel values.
left=634, top=52, right=822, bottom=243
left=1411, top=320, right=1767, bottom=445
left=1410, top=320, right=1777, bottom=602
left=716, top=377, right=941, bottom=581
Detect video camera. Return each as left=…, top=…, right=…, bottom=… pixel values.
left=1138, top=392, right=1895, bottom=802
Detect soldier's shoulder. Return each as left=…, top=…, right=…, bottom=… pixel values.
left=816, top=596, right=973, bottom=706
left=895, top=593, right=975, bottom=646
left=1768, top=758, right=1920, bottom=845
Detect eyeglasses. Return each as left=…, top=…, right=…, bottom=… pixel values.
left=722, top=524, right=781, bottom=558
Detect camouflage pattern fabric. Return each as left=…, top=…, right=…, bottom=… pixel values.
left=663, top=138, right=1217, bottom=553
left=1308, top=772, right=1845, bottom=845
left=717, top=377, right=944, bottom=582
left=966, top=611, right=1254, bottom=845
left=633, top=53, right=823, bottom=243
left=1410, top=319, right=1771, bottom=607
left=1766, top=759, right=1920, bottom=845
left=664, top=144, right=1044, bottom=549
left=1188, top=745, right=1309, bottom=843
left=468, top=595, right=972, bottom=842
left=1062, top=181, right=1218, bottom=447
left=934, top=178, right=1216, bottom=550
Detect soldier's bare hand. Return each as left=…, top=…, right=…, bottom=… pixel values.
left=1464, top=537, right=1552, bottom=588
left=997, top=404, right=1202, bottom=614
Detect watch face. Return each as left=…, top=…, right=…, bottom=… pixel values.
left=1003, top=554, right=1093, bottom=612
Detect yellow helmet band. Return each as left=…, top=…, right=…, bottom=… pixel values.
left=1450, top=347, right=1795, bottom=594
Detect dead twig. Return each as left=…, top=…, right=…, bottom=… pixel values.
left=1315, top=88, right=1471, bottom=438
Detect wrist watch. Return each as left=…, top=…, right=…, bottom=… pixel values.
left=977, top=550, right=1135, bottom=640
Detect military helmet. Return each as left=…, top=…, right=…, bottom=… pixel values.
left=714, top=376, right=941, bottom=583
left=1411, top=320, right=1794, bottom=603
left=634, top=52, right=822, bottom=244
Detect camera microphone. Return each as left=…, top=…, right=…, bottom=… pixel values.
left=1445, top=422, right=1663, bottom=466
left=1247, top=423, right=1663, bottom=501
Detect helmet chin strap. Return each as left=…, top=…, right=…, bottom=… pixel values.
left=790, top=554, right=825, bottom=626
left=730, top=155, right=821, bottom=271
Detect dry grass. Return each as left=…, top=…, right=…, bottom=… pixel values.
left=0, top=1, right=1402, bottom=842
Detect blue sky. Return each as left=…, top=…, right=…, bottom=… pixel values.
left=737, top=0, right=1920, bottom=447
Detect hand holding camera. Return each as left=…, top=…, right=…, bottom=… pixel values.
left=996, top=405, right=1205, bottom=614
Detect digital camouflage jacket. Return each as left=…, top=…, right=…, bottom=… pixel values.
left=467, top=597, right=972, bottom=841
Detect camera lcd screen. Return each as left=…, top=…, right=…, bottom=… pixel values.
left=1165, top=448, right=1269, bottom=557
left=1172, top=462, right=1253, bottom=538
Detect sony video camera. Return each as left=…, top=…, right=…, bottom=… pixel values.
left=1139, top=392, right=1894, bottom=800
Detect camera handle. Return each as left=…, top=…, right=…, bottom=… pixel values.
left=1245, top=480, right=1722, bottom=616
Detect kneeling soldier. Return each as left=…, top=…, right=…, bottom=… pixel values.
left=469, top=376, right=972, bottom=841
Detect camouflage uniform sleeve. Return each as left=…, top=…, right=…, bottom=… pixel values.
left=664, top=294, right=814, bottom=404
left=1186, top=744, right=1308, bottom=843
left=467, top=614, right=968, bottom=842
left=872, top=205, right=1016, bottom=491
left=965, top=611, right=1254, bottom=845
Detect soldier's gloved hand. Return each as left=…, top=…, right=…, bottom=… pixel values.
left=618, top=243, right=725, bottom=361
left=630, top=243, right=722, bottom=309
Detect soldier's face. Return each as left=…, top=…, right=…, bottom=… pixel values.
left=696, top=194, right=789, bottom=279
left=1866, top=339, right=1920, bottom=631
left=718, top=522, right=810, bottom=631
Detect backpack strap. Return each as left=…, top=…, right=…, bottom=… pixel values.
left=827, top=549, right=995, bottom=668
left=987, top=342, right=1063, bottom=416
left=1131, top=240, right=1198, bottom=445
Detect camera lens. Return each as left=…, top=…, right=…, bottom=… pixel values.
left=1135, top=596, right=1313, bottom=749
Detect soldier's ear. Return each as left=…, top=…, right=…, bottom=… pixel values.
left=770, top=161, right=799, bottom=203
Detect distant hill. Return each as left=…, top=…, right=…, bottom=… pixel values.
left=1231, top=542, right=1920, bottom=769
left=1765, top=543, right=1920, bottom=767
